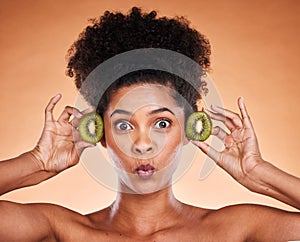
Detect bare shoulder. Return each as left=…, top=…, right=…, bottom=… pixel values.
left=0, top=200, right=59, bottom=241
left=0, top=200, right=91, bottom=241
left=32, top=202, right=111, bottom=241
left=213, top=203, right=300, bottom=222
left=203, top=203, right=300, bottom=241
left=0, top=200, right=134, bottom=242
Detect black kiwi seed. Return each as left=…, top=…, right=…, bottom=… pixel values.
left=78, top=112, right=103, bottom=143
left=186, top=111, right=212, bottom=141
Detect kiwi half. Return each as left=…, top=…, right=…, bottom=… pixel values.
left=78, top=112, right=103, bottom=143
left=186, top=111, right=212, bottom=141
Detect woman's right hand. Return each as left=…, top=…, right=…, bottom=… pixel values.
left=31, top=94, right=95, bottom=173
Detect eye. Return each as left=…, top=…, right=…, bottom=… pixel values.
left=114, top=120, right=133, bottom=131
left=154, top=119, right=172, bottom=129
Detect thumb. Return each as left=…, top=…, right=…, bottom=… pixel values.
left=75, top=141, right=96, bottom=156
left=192, top=140, right=221, bottom=166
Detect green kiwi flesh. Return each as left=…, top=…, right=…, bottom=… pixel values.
left=186, top=111, right=212, bottom=141
left=78, top=112, right=103, bottom=143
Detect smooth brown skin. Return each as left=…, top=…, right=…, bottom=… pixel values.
left=1, top=84, right=300, bottom=241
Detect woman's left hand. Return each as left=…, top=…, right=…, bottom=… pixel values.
left=193, top=97, right=264, bottom=190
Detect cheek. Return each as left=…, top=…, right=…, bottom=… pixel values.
left=155, top=130, right=184, bottom=164
left=163, top=138, right=182, bottom=157
left=103, top=122, right=125, bottom=166
left=105, top=132, right=128, bottom=165
left=110, top=133, right=132, bottom=155
left=106, top=146, right=123, bottom=168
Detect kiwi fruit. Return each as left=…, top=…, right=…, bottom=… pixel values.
left=186, top=111, right=212, bottom=141
left=78, top=112, right=103, bottom=143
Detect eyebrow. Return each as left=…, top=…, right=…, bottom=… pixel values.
left=110, top=109, right=132, bottom=117
left=110, top=107, right=175, bottom=117
left=148, top=107, right=175, bottom=116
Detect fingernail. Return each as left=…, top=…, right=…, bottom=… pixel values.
left=191, top=140, right=201, bottom=146
left=76, top=113, right=83, bottom=118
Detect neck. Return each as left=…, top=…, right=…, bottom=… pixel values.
left=108, top=186, right=183, bottom=236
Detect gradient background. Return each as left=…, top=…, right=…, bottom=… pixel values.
left=1, top=0, right=299, bottom=213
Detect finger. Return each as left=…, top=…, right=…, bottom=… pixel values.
left=211, top=126, right=228, bottom=143
left=45, top=94, right=62, bottom=122
left=204, top=108, right=235, bottom=132
left=71, top=116, right=81, bottom=129
left=75, top=140, right=96, bottom=155
left=58, top=106, right=82, bottom=123
left=210, top=104, right=243, bottom=128
left=71, top=128, right=96, bottom=155
left=238, top=97, right=253, bottom=129
left=71, top=107, right=84, bottom=119
left=71, top=107, right=96, bottom=128
left=70, top=109, right=84, bottom=128
left=72, top=127, right=81, bottom=141
left=192, top=140, right=221, bottom=164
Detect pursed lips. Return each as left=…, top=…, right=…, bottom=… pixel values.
left=135, top=164, right=155, bottom=178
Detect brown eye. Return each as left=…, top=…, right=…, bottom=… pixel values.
left=154, top=119, right=171, bottom=129
left=115, top=121, right=133, bottom=131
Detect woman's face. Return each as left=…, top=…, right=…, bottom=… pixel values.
left=102, top=83, right=188, bottom=194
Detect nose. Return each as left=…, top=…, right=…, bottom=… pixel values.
left=132, top=133, right=155, bottom=155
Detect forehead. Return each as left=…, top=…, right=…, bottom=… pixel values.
left=107, top=83, right=179, bottom=113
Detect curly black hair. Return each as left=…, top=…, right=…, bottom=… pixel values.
left=66, top=6, right=211, bottom=117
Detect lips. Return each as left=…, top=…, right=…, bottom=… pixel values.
left=135, top=164, right=155, bottom=178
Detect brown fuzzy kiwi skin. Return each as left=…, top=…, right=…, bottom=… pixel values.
left=185, top=111, right=212, bottom=141
left=78, top=112, right=103, bottom=143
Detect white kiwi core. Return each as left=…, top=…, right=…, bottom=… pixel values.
left=88, top=120, right=96, bottom=135
left=195, top=120, right=203, bottom=134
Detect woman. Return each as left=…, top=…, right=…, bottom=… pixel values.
left=0, top=7, right=299, bottom=241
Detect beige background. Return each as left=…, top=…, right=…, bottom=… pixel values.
left=0, top=0, right=299, bottom=213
